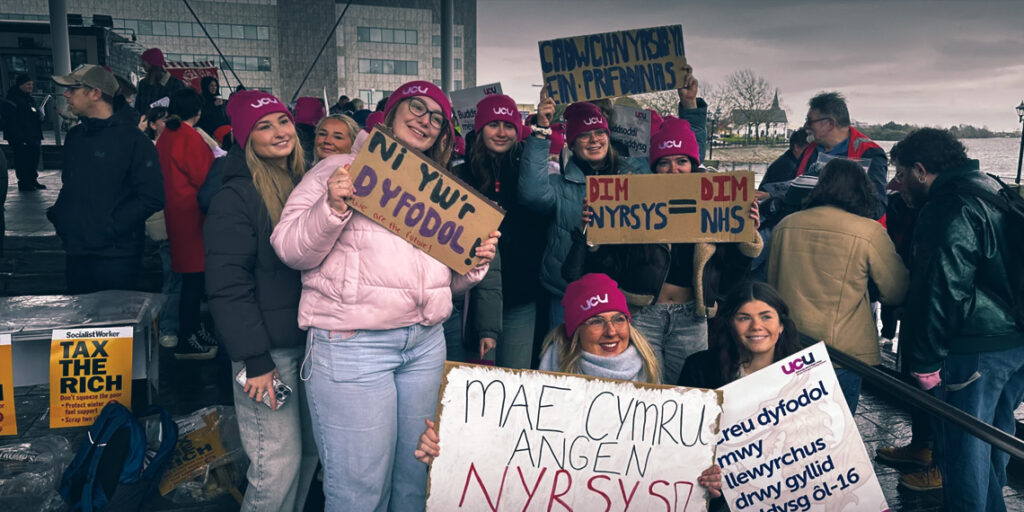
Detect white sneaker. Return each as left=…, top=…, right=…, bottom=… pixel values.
left=159, top=334, right=179, bottom=348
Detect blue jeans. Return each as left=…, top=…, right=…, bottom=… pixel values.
left=496, top=303, right=537, bottom=369
left=931, top=344, right=1024, bottom=512
left=158, top=241, right=181, bottom=336
left=232, top=346, right=319, bottom=512
left=304, top=324, right=445, bottom=512
left=834, top=367, right=863, bottom=415
left=631, top=302, right=707, bottom=385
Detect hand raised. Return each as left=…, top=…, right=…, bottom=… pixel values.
left=327, top=164, right=353, bottom=216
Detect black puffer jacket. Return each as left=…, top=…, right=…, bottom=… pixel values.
left=3, top=87, right=42, bottom=144
left=203, top=147, right=305, bottom=377
left=904, top=161, right=1024, bottom=373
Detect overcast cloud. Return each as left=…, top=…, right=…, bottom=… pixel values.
left=476, top=0, right=1024, bottom=131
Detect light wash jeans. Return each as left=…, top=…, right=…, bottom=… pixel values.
left=158, top=241, right=181, bottom=336
left=232, top=346, right=319, bottom=512
left=631, top=301, right=707, bottom=385
left=304, top=324, right=445, bottom=512
left=931, top=343, right=1024, bottom=512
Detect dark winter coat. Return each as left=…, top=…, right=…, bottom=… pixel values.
left=47, top=109, right=164, bottom=257
left=135, top=72, right=185, bottom=116
left=3, top=87, right=42, bottom=144
left=203, top=147, right=305, bottom=377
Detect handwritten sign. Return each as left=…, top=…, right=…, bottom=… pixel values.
left=49, top=327, right=133, bottom=428
left=346, top=127, right=505, bottom=274
left=0, top=334, right=16, bottom=436
left=159, top=410, right=229, bottom=495
left=718, top=343, right=888, bottom=512
left=539, top=25, right=687, bottom=104
left=585, top=172, right=755, bottom=245
left=426, top=363, right=721, bottom=511
left=450, top=82, right=503, bottom=135
left=610, top=104, right=652, bottom=158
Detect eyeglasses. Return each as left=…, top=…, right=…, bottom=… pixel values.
left=406, top=97, right=446, bottom=129
left=805, top=117, right=832, bottom=126
left=582, top=314, right=629, bottom=332
left=579, top=130, right=609, bottom=142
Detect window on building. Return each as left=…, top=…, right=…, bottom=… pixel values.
left=178, top=22, right=191, bottom=37
left=166, top=22, right=179, bottom=37
left=258, top=26, right=269, bottom=40
left=153, top=21, right=165, bottom=36
left=455, top=80, right=462, bottom=89
left=233, top=25, right=244, bottom=39
left=137, top=20, right=152, bottom=35
left=432, top=35, right=440, bottom=46
left=432, top=80, right=441, bottom=86
left=432, top=57, right=440, bottom=69
left=258, top=57, right=272, bottom=71
left=406, top=30, right=417, bottom=44
left=358, top=58, right=418, bottom=75
left=455, top=58, right=461, bottom=70
left=244, top=25, right=257, bottom=39
left=455, top=36, right=461, bottom=48
left=369, top=28, right=381, bottom=42
left=357, top=27, right=369, bottom=41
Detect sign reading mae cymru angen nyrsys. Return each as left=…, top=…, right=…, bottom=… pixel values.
left=586, top=172, right=756, bottom=245
left=345, top=127, right=505, bottom=275
left=539, top=25, right=686, bottom=104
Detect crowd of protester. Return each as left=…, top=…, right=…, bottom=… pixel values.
left=3, top=46, right=1020, bottom=512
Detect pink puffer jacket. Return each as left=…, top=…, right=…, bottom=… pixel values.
left=270, top=131, right=487, bottom=331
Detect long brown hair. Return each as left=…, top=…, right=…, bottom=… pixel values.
left=245, top=134, right=305, bottom=226
left=803, top=158, right=877, bottom=218
left=466, top=130, right=522, bottom=193
left=541, top=323, right=662, bottom=385
left=384, top=98, right=453, bottom=167
left=713, top=281, right=803, bottom=384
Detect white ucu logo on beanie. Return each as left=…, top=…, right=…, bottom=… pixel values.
left=402, top=85, right=429, bottom=95
left=580, top=294, right=608, bottom=311
left=492, top=107, right=515, bottom=116
left=658, top=140, right=683, bottom=150
left=250, top=97, right=279, bottom=108
left=583, top=117, right=602, bottom=126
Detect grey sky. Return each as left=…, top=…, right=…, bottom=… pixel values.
left=476, top=0, right=1024, bottom=131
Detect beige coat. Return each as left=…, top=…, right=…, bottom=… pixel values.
left=767, top=206, right=908, bottom=365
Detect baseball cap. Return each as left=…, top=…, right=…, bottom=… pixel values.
left=52, top=64, right=119, bottom=97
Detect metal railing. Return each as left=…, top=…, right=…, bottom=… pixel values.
left=827, top=346, right=1024, bottom=462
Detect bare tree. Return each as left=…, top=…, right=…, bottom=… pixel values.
left=723, top=69, right=774, bottom=141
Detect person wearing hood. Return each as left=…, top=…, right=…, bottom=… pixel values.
left=204, top=90, right=318, bottom=512
left=3, top=74, right=44, bottom=191
left=292, top=97, right=325, bottom=164
left=135, top=48, right=185, bottom=116
left=48, top=65, right=164, bottom=293
left=197, top=76, right=229, bottom=136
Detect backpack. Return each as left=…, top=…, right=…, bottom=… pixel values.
left=952, top=173, right=1024, bottom=329
left=59, top=403, right=179, bottom=512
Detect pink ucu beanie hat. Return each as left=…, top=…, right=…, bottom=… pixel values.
left=384, top=80, right=452, bottom=121
left=649, top=116, right=700, bottom=166
left=564, top=102, right=609, bottom=147
left=227, top=90, right=293, bottom=148
left=474, top=94, right=522, bottom=134
left=562, top=273, right=630, bottom=337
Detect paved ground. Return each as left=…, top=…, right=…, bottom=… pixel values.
left=3, top=166, right=1024, bottom=511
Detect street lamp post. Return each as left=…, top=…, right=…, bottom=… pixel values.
left=1016, top=101, right=1024, bottom=184
left=710, top=107, right=721, bottom=161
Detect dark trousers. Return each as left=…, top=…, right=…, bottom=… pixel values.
left=179, top=272, right=205, bottom=345
left=66, top=254, right=141, bottom=294
left=12, top=141, right=40, bottom=186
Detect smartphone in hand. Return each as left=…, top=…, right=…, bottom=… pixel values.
left=235, top=367, right=292, bottom=409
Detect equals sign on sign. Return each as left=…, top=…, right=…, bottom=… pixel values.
left=668, top=199, right=696, bottom=214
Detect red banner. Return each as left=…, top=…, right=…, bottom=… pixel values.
left=166, top=61, right=219, bottom=92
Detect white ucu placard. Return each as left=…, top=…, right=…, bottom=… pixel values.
left=580, top=294, right=609, bottom=311
left=401, top=85, right=429, bottom=95
left=250, top=97, right=279, bottom=108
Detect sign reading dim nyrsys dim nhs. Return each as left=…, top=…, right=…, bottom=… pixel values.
left=539, top=25, right=687, bottom=104
left=345, top=127, right=505, bottom=275
left=585, top=172, right=756, bottom=245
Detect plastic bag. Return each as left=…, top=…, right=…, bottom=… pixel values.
left=156, top=405, right=248, bottom=504
left=0, top=435, right=74, bottom=511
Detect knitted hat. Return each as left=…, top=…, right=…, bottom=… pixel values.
left=562, top=273, right=630, bottom=338
left=383, top=80, right=452, bottom=121
left=141, top=48, right=166, bottom=68
left=226, top=90, right=293, bottom=148
left=363, top=111, right=385, bottom=133
left=52, top=64, right=119, bottom=97
left=474, top=94, right=522, bottom=134
left=649, top=110, right=664, bottom=132
left=649, top=116, right=700, bottom=166
left=549, top=123, right=566, bottom=155
left=14, top=74, right=31, bottom=87
left=564, top=102, right=609, bottom=147
left=454, top=133, right=466, bottom=156
left=293, top=97, right=325, bottom=126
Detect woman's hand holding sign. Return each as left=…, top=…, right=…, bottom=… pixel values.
left=677, top=66, right=699, bottom=110
left=327, top=164, right=353, bottom=216
left=473, top=231, right=501, bottom=267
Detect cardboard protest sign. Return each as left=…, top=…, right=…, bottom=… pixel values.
left=610, top=104, right=652, bottom=158
left=166, top=60, right=219, bottom=93
left=718, top=343, right=889, bottom=512
left=0, top=334, right=16, bottom=435
left=49, top=327, right=133, bottom=428
left=159, top=410, right=230, bottom=495
left=346, top=127, right=505, bottom=274
left=450, top=82, right=503, bottom=135
left=539, top=25, right=687, bottom=104
left=585, top=172, right=756, bottom=245
left=426, top=362, right=722, bottom=511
